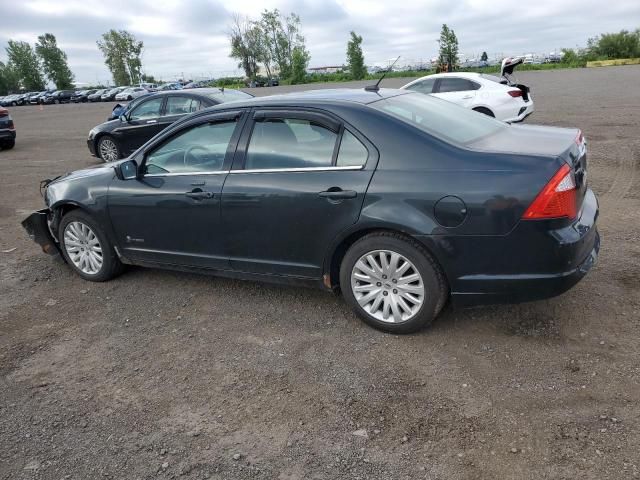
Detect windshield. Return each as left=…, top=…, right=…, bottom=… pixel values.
left=370, top=92, right=506, bottom=145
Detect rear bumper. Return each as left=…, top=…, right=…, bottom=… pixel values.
left=504, top=101, right=534, bottom=123
left=450, top=230, right=599, bottom=306
left=21, top=209, right=62, bottom=257
left=417, top=188, right=600, bottom=307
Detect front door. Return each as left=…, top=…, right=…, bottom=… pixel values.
left=221, top=110, right=377, bottom=278
left=108, top=112, right=244, bottom=269
left=115, top=96, right=166, bottom=155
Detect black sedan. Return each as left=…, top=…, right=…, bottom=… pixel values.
left=72, top=89, right=97, bottom=103
left=44, top=90, right=75, bottom=104
left=22, top=88, right=599, bottom=333
left=87, top=88, right=253, bottom=161
left=88, top=89, right=108, bottom=102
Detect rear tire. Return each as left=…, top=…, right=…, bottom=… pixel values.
left=1, top=139, right=15, bottom=150
left=59, top=210, right=124, bottom=282
left=340, top=232, right=447, bottom=334
left=472, top=107, right=495, bottom=117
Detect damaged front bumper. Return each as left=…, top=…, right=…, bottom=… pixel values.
left=21, top=209, right=62, bottom=257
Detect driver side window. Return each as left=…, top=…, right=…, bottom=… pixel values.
left=145, top=120, right=238, bottom=175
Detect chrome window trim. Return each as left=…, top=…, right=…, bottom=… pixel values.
left=230, top=165, right=364, bottom=174
left=144, top=170, right=229, bottom=178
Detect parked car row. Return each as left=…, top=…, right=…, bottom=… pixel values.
left=0, top=85, right=155, bottom=107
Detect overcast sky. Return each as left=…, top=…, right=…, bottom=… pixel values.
left=1, top=0, right=638, bottom=85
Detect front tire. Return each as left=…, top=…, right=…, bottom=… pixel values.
left=97, top=135, right=121, bottom=162
left=340, top=232, right=447, bottom=333
left=59, top=210, right=124, bottom=282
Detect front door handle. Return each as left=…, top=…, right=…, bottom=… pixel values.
left=185, top=190, right=214, bottom=200
left=318, top=188, right=357, bottom=200
left=461, top=95, right=473, bottom=99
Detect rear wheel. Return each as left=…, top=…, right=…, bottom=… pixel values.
left=1, top=139, right=15, bottom=150
left=59, top=210, right=124, bottom=282
left=340, top=232, right=447, bottom=333
left=472, top=106, right=494, bottom=117
left=97, top=135, right=121, bottom=162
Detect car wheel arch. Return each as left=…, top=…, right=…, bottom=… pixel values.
left=472, top=106, right=495, bottom=117
left=325, top=227, right=448, bottom=291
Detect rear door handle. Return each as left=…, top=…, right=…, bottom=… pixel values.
left=462, top=95, right=473, bottom=99
left=185, top=190, right=214, bottom=200
left=146, top=119, right=157, bottom=124
left=318, top=189, right=357, bottom=199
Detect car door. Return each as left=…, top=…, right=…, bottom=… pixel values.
left=221, top=109, right=377, bottom=278
left=432, top=77, right=480, bottom=108
left=108, top=110, right=246, bottom=269
left=115, top=97, right=166, bottom=155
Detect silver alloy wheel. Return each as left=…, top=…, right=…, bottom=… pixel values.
left=63, top=221, right=103, bottom=275
left=99, top=138, right=119, bottom=162
left=351, top=249, right=425, bottom=323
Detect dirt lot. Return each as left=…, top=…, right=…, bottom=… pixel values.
left=1, top=66, right=639, bottom=480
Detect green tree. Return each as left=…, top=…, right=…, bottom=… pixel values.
left=346, top=31, right=365, bottom=80
left=289, top=45, right=309, bottom=84
left=229, top=13, right=261, bottom=81
left=0, top=62, right=21, bottom=95
left=35, top=33, right=74, bottom=89
left=97, top=30, right=144, bottom=86
left=5, top=40, right=45, bottom=90
left=588, top=29, right=640, bottom=59
left=438, top=24, right=459, bottom=72
left=481, top=51, right=488, bottom=62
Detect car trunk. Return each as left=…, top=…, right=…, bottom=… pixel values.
left=470, top=123, right=588, bottom=210
left=500, top=57, right=530, bottom=101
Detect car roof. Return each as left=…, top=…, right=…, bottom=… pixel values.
left=201, top=88, right=408, bottom=109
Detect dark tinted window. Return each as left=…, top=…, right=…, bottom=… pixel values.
left=129, top=98, right=163, bottom=120
left=437, top=78, right=480, bottom=92
left=164, top=96, right=200, bottom=115
left=145, top=120, right=237, bottom=174
left=245, top=118, right=337, bottom=170
left=406, top=77, right=436, bottom=94
left=336, top=130, right=368, bottom=167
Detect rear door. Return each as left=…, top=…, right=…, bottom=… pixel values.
left=432, top=77, right=480, bottom=108
left=220, top=109, right=377, bottom=278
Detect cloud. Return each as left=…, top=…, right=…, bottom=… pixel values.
left=0, top=0, right=638, bottom=84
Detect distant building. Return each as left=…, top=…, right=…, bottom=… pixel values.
left=307, top=66, right=343, bottom=74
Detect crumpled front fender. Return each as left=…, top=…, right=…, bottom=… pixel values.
left=21, top=209, right=62, bottom=257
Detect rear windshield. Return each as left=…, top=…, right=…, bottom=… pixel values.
left=370, top=92, right=506, bottom=145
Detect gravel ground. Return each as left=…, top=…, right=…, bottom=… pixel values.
left=1, top=66, right=639, bottom=480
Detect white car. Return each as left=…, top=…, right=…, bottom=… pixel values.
left=400, top=58, right=534, bottom=122
left=115, top=87, right=148, bottom=101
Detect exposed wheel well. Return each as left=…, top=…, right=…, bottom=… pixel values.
left=472, top=106, right=495, bottom=117
left=328, top=228, right=446, bottom=290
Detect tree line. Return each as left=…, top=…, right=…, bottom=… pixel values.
left=0, top=34, right=74, bottom=95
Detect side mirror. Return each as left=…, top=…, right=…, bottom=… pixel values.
left=117, top=159, right=139, bottom=180
left=119, top=114, right=128, bottom=123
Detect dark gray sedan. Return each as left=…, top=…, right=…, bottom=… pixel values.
left=22, top=88, right=599, bottom=333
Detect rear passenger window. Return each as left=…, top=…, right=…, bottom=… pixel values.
left=437, top=78, right=480, bottom=92
left=245, top=118, right=337, bottom=170
left=337, top=130, right=368, bottom=167
left=165, top=96, right=199, bottom=115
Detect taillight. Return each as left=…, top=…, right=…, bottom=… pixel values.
left=522, top=164, right=577, bottom=220
left=507, top=90, right=522, bottom=97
